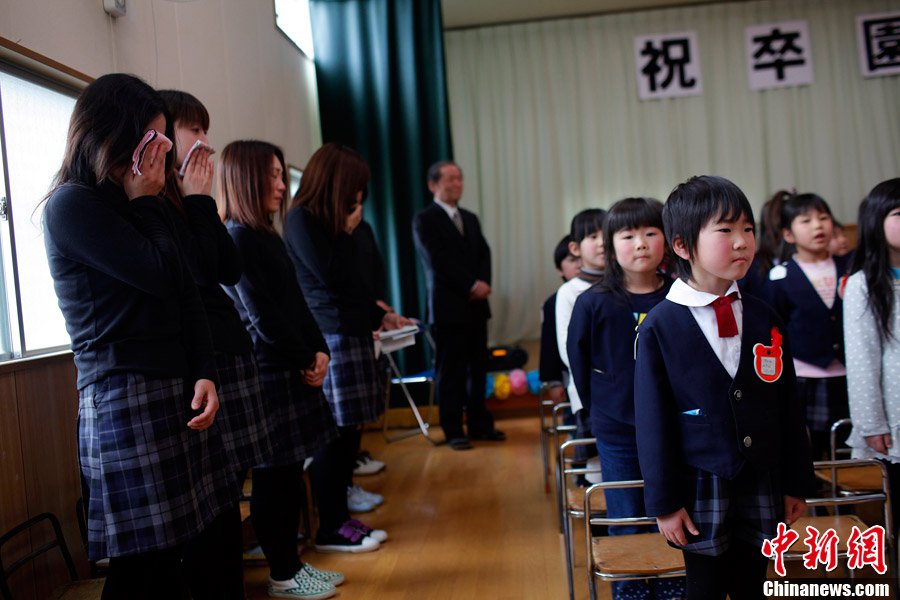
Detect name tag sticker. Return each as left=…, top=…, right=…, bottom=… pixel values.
left=753, top=327, right=784, bottom=383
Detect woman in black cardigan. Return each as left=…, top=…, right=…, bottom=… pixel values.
left=43, top=73, right=232, bottom=600
left=219, top=140, right=346, bottom=599
left=285, top=143, right=411, bottom=552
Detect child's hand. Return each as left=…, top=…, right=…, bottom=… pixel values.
left=865, top=433, right=893, bottom=454
left=656, top=507, right=699, bottom=546
left=548, top=385, right=565, bottom=403
left=783, top=495, right=807, bottom=525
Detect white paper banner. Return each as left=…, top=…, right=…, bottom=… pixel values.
left=745, top=20, right=814, bottom=90
left=634, top=31, right=703, bottom=100
left=857, top=11, right=900, bottom=77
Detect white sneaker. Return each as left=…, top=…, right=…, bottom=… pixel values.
left=350, top=484, right=383, bottom=506
left=268, top=569, right=336, bottom=599
left=347, top=486, right=376, bottom=513
left=353, top=451, right=386, bottom=475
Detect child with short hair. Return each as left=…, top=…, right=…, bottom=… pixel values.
left=635, top=175, right=815, bottom=599
left=768, top=193, right=852, bottom=460
left=844, top=178, right=900, bottom=546
left=568, top=197, right=684, bottom=600
left=540, top=235, right=580, bottom=402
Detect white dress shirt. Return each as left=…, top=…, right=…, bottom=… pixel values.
left=666, top=278, right=743, bottom=379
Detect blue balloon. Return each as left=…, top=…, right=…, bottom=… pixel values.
left=527, top=369, right=541, bottom=394
left=485, top=374, right=495, bottom=398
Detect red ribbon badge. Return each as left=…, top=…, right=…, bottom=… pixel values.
left=753, top=327, right=783, bottom=383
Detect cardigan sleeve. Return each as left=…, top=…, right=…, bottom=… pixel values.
left=567, top=294, right=593, bottom=415
left=182, top=194, right=243, bottom=286
left=843, top=274, right=889, bottom=438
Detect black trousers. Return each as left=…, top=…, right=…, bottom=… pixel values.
left=250, top=463, right=304, bottom=581
left=102, top=546, right=188, bottom=600
left=432, top=318, right=494, bottom=440
left=682, top=539, right=769, bottom=600
left=310, top=425, right=360, bottom=534
left=183, top=503, right=245, bottom=600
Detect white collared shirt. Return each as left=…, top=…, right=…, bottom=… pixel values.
left=433, top=197, right=461, bottom=222
left=666, top=278, right=743, bottom=378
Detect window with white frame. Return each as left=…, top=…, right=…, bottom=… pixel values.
left=0, top=65, right=77, bottom=359
left=274, top=0, right=315, bottom=59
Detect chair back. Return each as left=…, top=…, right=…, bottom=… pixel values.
left=0, top=513, right=78, bottom=600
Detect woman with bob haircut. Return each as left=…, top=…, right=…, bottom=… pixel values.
left=219, top=140, right=344, bottom=599
left=285, top=143, right=410, bottom=552
left=43, top=73, right=233, bottom=600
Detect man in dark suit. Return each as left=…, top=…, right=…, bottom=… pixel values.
left=413, top=161, right=505, bottom=450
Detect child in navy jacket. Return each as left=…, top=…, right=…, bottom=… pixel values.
left=635, top=176, right=815, bottom=599
left=569, top=197, right=683, bottom=600
left=768, top=193, right=852, bottom=460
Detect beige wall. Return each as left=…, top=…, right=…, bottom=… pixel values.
left=0, top=0, right=322, bottom=167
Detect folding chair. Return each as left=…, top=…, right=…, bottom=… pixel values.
left=816, top=419, right=883, bottom=496
left=381, top=324, right=438, bottom=444
left=559, top=437, right=605, bottom=600
left=538, top=383, right=562, bottom=493
left=784, top=458, right=894, bottom=576
left=0, top=512, right=102, bottom=600
left=583, top=480, right=686, bottom=600
left=551, top=401, right=578, bottom=532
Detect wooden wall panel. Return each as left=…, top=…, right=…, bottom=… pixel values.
left=0, top=371, right=35, bottom=600
left=14, top=356, right=85, bottom=596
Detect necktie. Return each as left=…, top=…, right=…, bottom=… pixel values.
left=710, top=292, right=739, bottom=337
left=451, top=211, right=464, bottom=235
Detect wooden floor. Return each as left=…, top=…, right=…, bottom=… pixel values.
left=243, top=415, right=595, bottom=600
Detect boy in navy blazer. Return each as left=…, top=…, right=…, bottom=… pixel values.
left=634, top=176, right=816, bottom=598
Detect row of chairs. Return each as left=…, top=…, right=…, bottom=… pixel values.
left=539, top=389, right=897, bottom=600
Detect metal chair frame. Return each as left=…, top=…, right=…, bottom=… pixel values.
left=559, top=437, right=603, bottom=600
left=551, top=401, right=577, bottom=532
left=381, top=326, right=439, bottom=445
left=0, top=513, right=79, bottom=600
left=583, top=480, right=686, bottom=600
left=538, top=383, right=557, bottom=494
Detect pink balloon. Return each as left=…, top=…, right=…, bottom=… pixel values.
left=509, top=369, right=528, bottom=395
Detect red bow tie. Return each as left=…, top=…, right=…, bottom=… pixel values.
left=710, top=293, right=739, bottom=337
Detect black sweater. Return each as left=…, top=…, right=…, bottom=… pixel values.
left=165, top=195, right=251, bottom=355
left=283, top=206, right=384, bottom=337
left=223, top=221, right=328, bottom=371
left=43, top=182, right=217, bottom=389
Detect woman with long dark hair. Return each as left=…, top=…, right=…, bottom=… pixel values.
left=43, top=73, right=233, bottom=600
left=285, top=143, right=409, bottom=551
left=219, top=140, right=344, bottom=599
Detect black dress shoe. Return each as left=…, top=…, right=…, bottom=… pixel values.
left=447, top=437, right=474, bottom=450
left=469, top=429, right=506, bottom=441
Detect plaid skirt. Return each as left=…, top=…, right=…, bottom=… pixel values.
left=678, top=463, right=782, bottom=557
left=797, top=376, right=849, bottom=433
left=322, top=333, right=385, bottom=427
left=257, top=369, right=337, bottom=467
left=79, top=374, right=238, bottom=560
left=213, top=352, right=274, bottom=476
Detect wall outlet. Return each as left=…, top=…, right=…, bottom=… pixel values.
left=103, top=0, right=126, bottom=18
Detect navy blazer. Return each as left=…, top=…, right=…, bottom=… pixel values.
left=539, top=293, right=566, bottom=384
left=412, top=202, right=491, bottom=325
left=634, top=293, right=816, bottom=517
left=568, top=282, right=670, bottom=446
left=769, top=254, right=851, bottom=368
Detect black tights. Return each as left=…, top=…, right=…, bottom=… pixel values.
left=183, top=504, right=245, bottom=599
left=682, top=540, right=769, bottom=600
left=251, top=463, right=304, bottom=581
left=102, top=546, right=187, bottom=600
left=310, top=425, right=362, bottom=534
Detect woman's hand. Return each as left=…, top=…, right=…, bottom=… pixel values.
left=123, top=142, right=167, bottom=200
left=179, top=147, right=213, bottom=196
left=865, top=433, right=893, bottom=454
left=783, top=495, right=806, bottom=525
left=344, top=202, right=363, bottom=234
left=381, top=311, right=413, bottom=331
left=301, top=352, right=329, bottom=387
left=656, top=507, right=699, bottom=547
left=187, top=378, right=219, bottom=430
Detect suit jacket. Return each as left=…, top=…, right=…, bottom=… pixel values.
left=634, top=294, right=816, bottom=517
left=768, top=254, right=851, bottom=368
left=413, top=202, right=491, bottom=325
